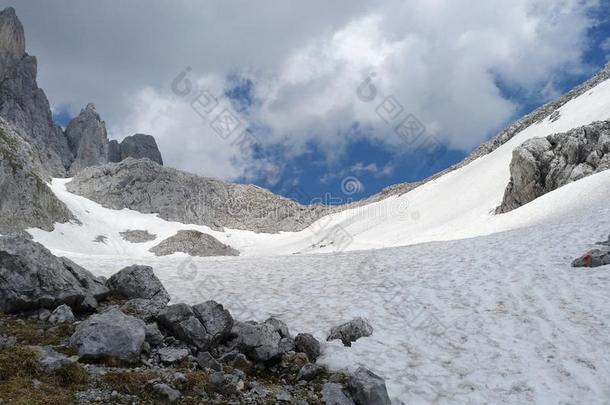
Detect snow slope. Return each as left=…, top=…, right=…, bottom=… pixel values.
left=24, top=68, right=610, bottom=405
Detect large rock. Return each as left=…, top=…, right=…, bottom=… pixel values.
left=65, top=103, right=109, bottom=175
left=119, top=133, right=163, bottom=165
left=69, top=307, right=146, bottom=363
left=37, top=346, right=76, bottom=373
left=348, top=367, right=391, bottom=405
left=106, top=265, right=170, bottom=304
left=157, top=303, right=212, bottom=350
left=0, top=8, right=72, bottom=176
left=0, top=119, right=73, bottom=233
left=322, top=383, right=355, bottom=405
left=295, top=333, right=322, bottom=362
left=150, top=230, right=239, bottom=257
left=66, top=158, right=330, bottom=233
left=0, top=236, right=108, bottom=313
left=192, top=300, right=233, bottom=342
left=231, top=321, right=287, bottom=362
left=327, top=318, right=374, bottom=347
left=498, top=121, right=610, bottom=213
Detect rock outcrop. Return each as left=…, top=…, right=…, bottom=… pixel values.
left=0, top=7, right=72, bottom=176
left=0, top=119, right=73, bottom=233
left=67, top=158, right=329, bottom=233
left=118, top=133, right=163, bottom=165
left=0, top=235, right=108, bottom=313
left=106, top=265, right=170, bottom=304
left=149, top=230, right=239, bottom=257
left=119, top=229, right=157, bottom=243
left=65, top=103, right=109, bottom=175
left=327, top=318, right=374, bottom=347
left=497, top=121, right=610, bottom=213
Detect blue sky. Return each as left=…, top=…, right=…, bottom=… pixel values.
left=11, top=0, right=605, bottom=204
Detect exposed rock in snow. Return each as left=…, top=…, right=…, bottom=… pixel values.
left=572, top=247, right=610, bottom=268
left=66, top=157, right=330, bottom=233
left=498, top=121, right=610, bottom=213
left=106, top=265, right=170, bottom=304
left=192, top=300, right=234, bottom=343
left=69, top=307, right=146, bottom=363
left=348, top=367, right=391, bottom=405
left=149, top=230, right=239, bottom=257
left=0, top=235, right=108, bottom=313
left=119, top=229, right=157, bottom=243
left=119, top=134, right=163, bottom=165
left=231, top=320, right=287, bottom=362
left=66, top=103, right=109, bottom=175
left=327, top=317, right=373, bottom=347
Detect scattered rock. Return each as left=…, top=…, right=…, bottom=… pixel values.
left=119, top=229, right=157, bottom=243
left=122, top=298, right=167, bottom=322
left=157, top=347, right=190, bottom=365
left=596, top=234, right=610, bottom=246
left=192, top=300, right=234, bottom=342
left=69, top=307, right=145, bottom=363
left=145, top=323, right=165, bottom=346
left=157, top=303, right=211, bottom=350
left=106, top=265, right=170, bottom=304
left=37, top=346, right=76, bottom=373
left=92, top=235, right=108, bottom=244
left=348, top=367, right=391, bottom=405
left=297, top=363, right=324, bottom=381
left=276, top=388, right=292, bottom=402
left=295, top=333, right=322, bottom=362
left=152, top=383, right=181, bottom=403
left=48, top=304, right=75, bottom=324
left=231, top=321, right=286, bottom=362
left=0, top=236, right=109, bottom=313
left=322, top=383, right=355, bottom=405
left=328, top=318, right=373, bottom=347
left=572, top=248, right=610, bottom=268
left=266, top=317, right=291, bottom=338
left=150, top=230, right=240, bottom=257
left=196, top=351, right=222, bottom=371
left=208, top=371, right=244, bottom=396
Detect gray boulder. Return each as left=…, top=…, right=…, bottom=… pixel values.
left=498, top=120, right=610, bottom=213
left=48, top=304, right=75, bottom=324
left=322, top=383, right=355, bottom=405
left=348, top=367, right=391, bottom=405
left=572, top=248, right=610, bottom=268
left=106, top=265, right=170, bottom=304
left=192, top=300, right=234, bottom=342
left=208, top=371, right=244, bottom=396
left=266, top=317, right=290, bottom=338
left=69, top=307, right=146, bottom=364
left=295, top=333, right=322, bottom=362
left=122, top=298, right=167, bottom=322
left=149, top=230, right=239, bottom=257
left=37, top=346, right=76, bottom=373
left=152, top=383, right=181, bottom=403
left=196, top=351, right=222, bottom=371
left=157, top=347, right=190, bottom=364
left=157, top=303, right=212, bottom=350
left=297, top=363, right=324, bottom=381
left=145, top=323, right=165, bottom=346
left=231, top=321, right=287, bottom=362
left=119, top=133, right=163, bottom=165
left=119, top=229, right=157, bottom=243
left=0, top=236, right=108, bottom=313
left=327, top=318, right=374, bottom=347
left=66, top=103, right=109, bottom=175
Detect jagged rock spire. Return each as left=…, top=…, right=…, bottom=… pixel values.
left=66, top=102, right=109, bottom=175
left=0, top=7, right=25, bottom=59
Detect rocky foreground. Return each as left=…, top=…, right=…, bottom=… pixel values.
left=0, top=236, right=390, bottom=405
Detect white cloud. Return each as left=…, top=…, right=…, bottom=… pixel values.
left=3, top=0, right=603, bottom=180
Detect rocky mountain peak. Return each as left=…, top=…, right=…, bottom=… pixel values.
left=0, top=7, right=25, bottom=59
left=66, top=103, right=109, bottom=175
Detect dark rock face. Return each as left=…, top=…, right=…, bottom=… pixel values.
left=497, top=121, right=610, bottom=213
left=157, top=303, right=212, bottom=351
left=65, top=103, right=109, bottom=175
left=295, top=333, right=322, bottom=362
left=327, top=318, right=374, bottom=347
left=150, top=230, right=239, bottom=257
left=191, top=301, right=234, bottom=342
left=348, top=367, right=391, bottom=405
left=106, top=265, right=170, bottom=304
left=0, top=235, right=108, bottom=313
left=231, top=320, right=289, bottom=362
left=69, top=307, right=146, bottom=364
left=0, top=119, right=74, bottom=233
left=0, top=8, right=72, bottom=176
left=108, top=139, right=121, bottom=163
left=67, top=158, right=328, bottom=233
left=119, top=133, right=163, bottom=165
